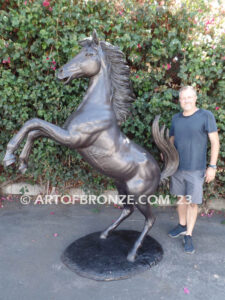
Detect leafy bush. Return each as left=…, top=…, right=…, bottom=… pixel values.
left=0, top=0, right=224, bottom=198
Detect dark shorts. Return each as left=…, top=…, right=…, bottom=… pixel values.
left=170, top=169, right=206, bottom=204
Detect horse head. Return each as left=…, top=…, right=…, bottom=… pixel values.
left=57, top=30, right=102, bottom=84
left=57, top=30, right=136, bottom=124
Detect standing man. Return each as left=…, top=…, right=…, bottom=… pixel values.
left=168, top=86, right=220, bottom=254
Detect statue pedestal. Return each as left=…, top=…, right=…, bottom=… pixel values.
left=61, top=230, right=163, bottom=281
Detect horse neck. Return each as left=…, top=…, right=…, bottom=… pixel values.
left=79, top=64, right=112, bottom=109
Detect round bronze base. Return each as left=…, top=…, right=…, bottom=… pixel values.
left=61, top=230, right=163, bottom=281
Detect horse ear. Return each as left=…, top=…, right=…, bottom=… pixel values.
left=92, top=29, right=99, bottom=46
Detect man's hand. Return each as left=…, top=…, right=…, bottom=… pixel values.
left=205, top=167, right=217, bottom=183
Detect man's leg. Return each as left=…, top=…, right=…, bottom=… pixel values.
left=168, top=195, right=187, bottom=238
left=186, top=203, right=198, bottom=236
left=183, top=203, right=198, bottom=254
left=169, top=196, right=198, bottom=238
left=168, top=170, right=187, bottom=238
left=182, top=170, right=205, bottom=254
left=177, top=195, right=188, bottom=226
left=184, top=170, right=204, bottom=236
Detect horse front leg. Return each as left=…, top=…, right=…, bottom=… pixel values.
left=3, top=118, right=81, bottom=168
left=18, top=130, right=49, bottom=174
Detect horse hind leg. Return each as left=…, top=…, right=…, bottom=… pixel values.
left=127, top=202, right=156, bottom=262
left=100, top=182, right=134, bottom=239
left=100, top=203, right=134, bottom=239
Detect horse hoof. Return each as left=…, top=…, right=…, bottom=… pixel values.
left=3, top=153, right=16, bottom=168
left=127, top=253, right=136, bottom=262
left=18, top=162, right=28, bottom=174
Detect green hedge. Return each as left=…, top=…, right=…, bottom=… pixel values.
left=0, top=0, right=224, bottom=198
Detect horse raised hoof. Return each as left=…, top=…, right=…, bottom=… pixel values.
left=127, top=252, right=136, bottom=263
left=18, top=162, right=28, bottom=174
left=3, top=152, right=16, bottom=168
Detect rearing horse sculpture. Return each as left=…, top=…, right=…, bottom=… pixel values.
left=3, top=30, right=179, bottom=262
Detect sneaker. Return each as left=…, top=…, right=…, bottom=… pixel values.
left=168, top=224, right=187, bottom=238
left=183, top=235, right=195, bottom=254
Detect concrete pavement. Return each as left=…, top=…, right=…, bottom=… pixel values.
left=0, top=198, right=224, bottom=300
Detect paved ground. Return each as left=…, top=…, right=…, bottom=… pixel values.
left=0, top=197, right=225, bottom=300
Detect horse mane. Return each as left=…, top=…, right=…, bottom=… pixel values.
left=100, top=41, right=136, bottom=124
left=78, top=38, right=136, bottom=124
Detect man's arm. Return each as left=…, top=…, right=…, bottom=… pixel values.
left=205, top=131, right=220, bottom=183
left=208, top=131, right=220, bottom=165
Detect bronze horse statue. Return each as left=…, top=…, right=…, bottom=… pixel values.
left=3, top=30, right=178, bottom=262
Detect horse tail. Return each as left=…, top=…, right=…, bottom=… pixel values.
left=152, top=115, right=179, bottom=184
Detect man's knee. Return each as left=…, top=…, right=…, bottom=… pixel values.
left=178, top=195, right=188, bottom=204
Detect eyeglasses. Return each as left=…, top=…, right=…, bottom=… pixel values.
left=179, top=96, right=196, bottom=101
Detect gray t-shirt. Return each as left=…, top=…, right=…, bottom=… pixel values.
left=169, top=108, right=217, bottom=171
